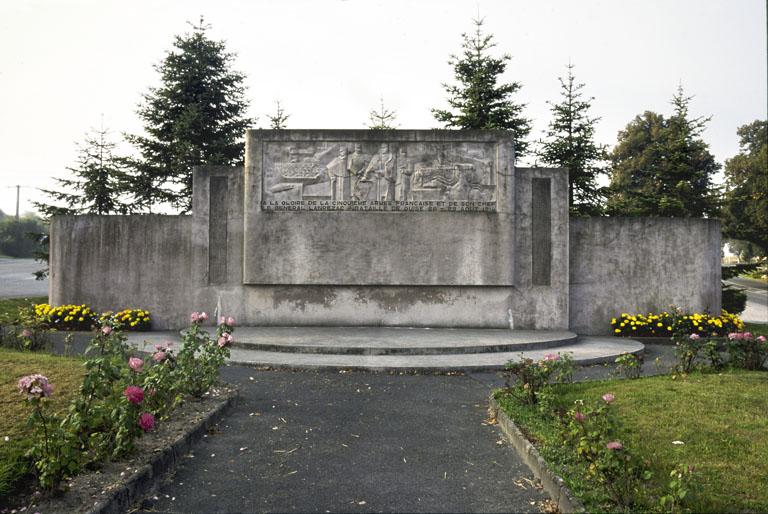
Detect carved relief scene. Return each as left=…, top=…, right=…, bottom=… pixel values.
left=261, top=141, right=498, bottom=211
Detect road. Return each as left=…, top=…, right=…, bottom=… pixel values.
left=0, top=257, right=48, bottom=299
left=725, top=276, right=768, bottom=324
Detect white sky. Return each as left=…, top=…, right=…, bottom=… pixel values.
left=0, top=0, right=765, bottom=216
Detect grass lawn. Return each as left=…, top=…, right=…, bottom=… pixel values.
left=496, top=370, right=768, bottom=512
left=0, top=296, right=47, bottom=320
left=0, top=348, right=84, bottom=497
left=743, top=321, right=767, bottom=336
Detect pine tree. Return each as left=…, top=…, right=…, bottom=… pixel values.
left=125, top=17, right=254, bottom=213
left=721, top=120, right=767, bottom=254
left=606, top=86, right=720, bottom=217
left=367, top=96, right=399, bottom=130
left=538, top=64, right=608, bottom=216
left=268, top=100, right=290, bottom=130
left=36, top=126, right=130, bottom=216
left=432, top=18, right=531, bottom=156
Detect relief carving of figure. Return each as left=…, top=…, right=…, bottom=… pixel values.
left=396, top=146, right=412, bottom=201
left=325, top=146, right=348, bottom=201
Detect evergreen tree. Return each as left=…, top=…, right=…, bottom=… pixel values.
left=36, top=126, right=130, bottom=216
left=538, top=64, right=608, bottom=216
left=721, top=120, right=767, bottom=254
left=606, top=86, right=720, bottom=217
left=367, top=96, right=399, bottom=130
left=432, top=18, right=532, bottom=156
left=268, top=100, right=289, bottom=130
left=125, top=17, right=254, bottom=213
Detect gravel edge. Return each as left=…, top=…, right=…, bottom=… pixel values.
left=488, top=395, right=584, bottom=513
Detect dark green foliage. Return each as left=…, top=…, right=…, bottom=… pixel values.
left=0, top=216, right=44, bottom=258
left=721, top=263, right=760, bottom=280
left=125, top=17, right=254, bottom=213
left=721, top=285, right=747, bottom=315
left=432, top=18, right=531, bottom=156
left=538, top=64, right=608, bottom=216
left=721, top=120, right=767, bottom=254
left=606, top=86, right=720, bottom=217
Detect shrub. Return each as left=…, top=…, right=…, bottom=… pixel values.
left=503, top=353, right=574, bottom=405
left=175, top=312, right=234, bottom=398
left=726, top=332, right=768, bottom=370
left=611, top=310, right=743, bottom=338
left=613, top=352, right=643, bottom=379
left=0, top=305, right=50, bottom=351
left=721, top=285, right=747, bottom=315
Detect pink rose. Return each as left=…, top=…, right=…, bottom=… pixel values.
left=128, top=357, right=144, bottom=372
left=190, top=312, right=199, bottom=322
left=606, top=441, right=623, bottom=451
left=138, top=412, right=155, bottom=432
left=18, top=374, right=53, bottom=399
left=543, top=353, right=559, bottom=361
left=124, top=386, right=144, bottom=405
left=21, top=328, right=32, bottom=338
left=152, top=351, right=167, bottom=362
left=102, top=326, right=113, bottom=336
left=689, top=333, right=700, bottom=340
left=219, top=316, right=226, bottom=325
left=226, top=316, right=235, bottom=326
left=218, top=332, right=234, bottom=348
left=199, top=312, right=208, bottom=322
left=574, top=411, right=586, bottom=423
left=757, top=335, right=766, bottom=344
left=602, top=393, right=615, bottom=404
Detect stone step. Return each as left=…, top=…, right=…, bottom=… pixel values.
left=226, top=337, right=644, bottom=372
left=228, top=327, right=579, bottom=355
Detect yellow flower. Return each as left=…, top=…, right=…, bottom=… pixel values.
left=614, top=329, right=621, bottom=333
left=656, top=323, right=663, bottom=327
left=78, top=317, right=84, bottom=322
left=667, top=327, right=672, bottom=331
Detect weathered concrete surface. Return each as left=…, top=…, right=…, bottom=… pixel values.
left=569, top=217, right=721, bottom=335
left=49, top=215, right=194, bottom=328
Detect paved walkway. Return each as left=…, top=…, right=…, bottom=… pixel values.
left=0, top=257, right=47, bottom=298
left=137, top=368, right=549, bottom=513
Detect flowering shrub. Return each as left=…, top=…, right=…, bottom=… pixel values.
left=613, top=352, right=643, bottom=379
left=503, top=352, right=574, bottom=405
left=175, top=312, right=234, bottom=398
left=1, top=305, right=50, bottom=351
left=673, top=332, right=723, bottom=374
left=35, top=303, right=97, bottom=331
left=727, top=332, right=768, bottom=370
left=99, top=308, right=152, bottom=331
left=611, top=310, right=743, bottom=338
left=19, top=311, right=235, bottom=490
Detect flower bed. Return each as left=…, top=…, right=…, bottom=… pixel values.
left=611, top=310, right=743, bottom=338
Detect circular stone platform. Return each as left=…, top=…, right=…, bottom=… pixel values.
left=125, top=327, right=644, bottom=372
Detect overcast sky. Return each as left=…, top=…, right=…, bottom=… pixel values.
left=1, top=0, right=765, bottom=216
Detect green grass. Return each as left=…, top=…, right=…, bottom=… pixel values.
left=743, top=321, right=768, bottom=336
left=496, top=371, right=768, bottom=512
left=0, top=296, right=47, bottom=320
left=0, top=348, right=84, bottom=498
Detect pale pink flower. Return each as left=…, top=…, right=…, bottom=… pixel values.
left=190, top=312, right=199, bottom=322
left=138, top=412, right=155, bottom=432
left=218, top=332, right=234, bottom=348
left=18, top=374, right=53, bottom=400
left=128, top=357, right=144, bottom=372
left=152, top=351, right=167, bottom=362
left=102, top=325, right=113, bottom=336
left=757, top=336, right=766, bottom=344
left=689, top=333, right=700, bottom=340
left=123, top=386, right=144, bottom=405
left=199, top=312, right=208, bottom=322
left=602, top=393, right=615, bottom=404
left=543, top=353, right=560, bottom=362
left=21, top=328, right=32, bottom=338
left=574, top=411, right=586, bottom=423
left=606, top=441, right=623, bottom=451
left=226, top=316, right=235, bottom=326
left=219, top=316, right=226, bottom=325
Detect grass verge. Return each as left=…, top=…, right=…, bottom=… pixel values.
left=0, top=348, right=84, bottom=498
left=496, top=370, right=768, bottom=512
left=0, top=297, right=47, bottom=320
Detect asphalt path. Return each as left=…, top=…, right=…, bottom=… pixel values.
left=725, top=277, right=768, bottom=323
left=137, top=368, right=550, bottom=513
left=0, top=257, right=48, bottom=299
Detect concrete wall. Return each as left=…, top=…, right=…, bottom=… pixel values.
left=569, top=217, right=721, bottom=335
left=49, top=215, right=194, bottom=329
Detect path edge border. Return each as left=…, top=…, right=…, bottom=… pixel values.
left=86, top=388, right=239, bottom=514
left=488, top=395, right=585, bottom=513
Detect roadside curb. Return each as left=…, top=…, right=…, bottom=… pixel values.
left=86, top=388, right=239, bottom=514
left=488, top=395, right=584, bottom=513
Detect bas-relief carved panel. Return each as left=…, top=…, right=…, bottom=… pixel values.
left=261, top=141, right=498, bottom=212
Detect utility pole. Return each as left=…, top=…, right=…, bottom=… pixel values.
left=15, top=185, right=20, bottom=221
